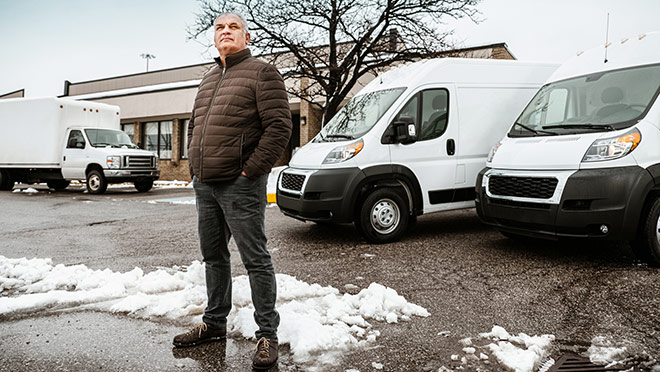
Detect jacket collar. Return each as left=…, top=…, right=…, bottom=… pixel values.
left=214, top=48, right=252, bottom=68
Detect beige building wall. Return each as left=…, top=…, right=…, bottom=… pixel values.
left=64, top=43, right=515, bottom=180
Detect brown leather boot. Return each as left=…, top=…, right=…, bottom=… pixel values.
left=172, top=322, right=226, bottom=348
left=252, top=337, right=278, bottom=370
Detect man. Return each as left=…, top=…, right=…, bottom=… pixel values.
left=173, top=12, right=292, bottom=371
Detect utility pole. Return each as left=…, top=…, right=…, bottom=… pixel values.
left=140, top=53, right=156, bottom=72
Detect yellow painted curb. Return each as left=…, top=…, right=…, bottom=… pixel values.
left=267, top=193, right=277, bottom=203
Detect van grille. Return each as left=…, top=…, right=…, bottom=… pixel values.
left=124, top=156, right=154, bottom=169
left=489, top=175, right=558, bottom=199
left=281, top=173, right=306, bottom=192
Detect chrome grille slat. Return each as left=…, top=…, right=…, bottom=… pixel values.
left=124, top=156, right=153, bottom=169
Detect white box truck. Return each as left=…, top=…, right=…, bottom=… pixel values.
left=0, top=97, right=160, bottom=194
left=276, top=58, right=559, bottom=243
left=476, top=32, right=660, bottom=264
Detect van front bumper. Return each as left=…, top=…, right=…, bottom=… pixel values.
left=475, top=166, right=652, bottom=240
left=276, top=167, right=365, bottom=223
left=104, top=169, right=160, bottom=182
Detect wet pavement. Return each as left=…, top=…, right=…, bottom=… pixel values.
left=1, top=185, right=659, bottom=371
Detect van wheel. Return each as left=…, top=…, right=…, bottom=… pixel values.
left=631, top=197, right=660, bottom=266
left=356, top=188, right=409, bottom=244
left=47, top=180, right=70, bottom=191
left=86, top=170, right=107, bottom=194
left=0, top=169, right=14, bottom=191
left=134, top=180, right=153, bottom=193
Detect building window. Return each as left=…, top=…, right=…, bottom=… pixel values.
left=180, top=119, right=190, bottom=159
left=144, top=121, right=172, bottom=159
left=121, top=123, right=135, bottom=143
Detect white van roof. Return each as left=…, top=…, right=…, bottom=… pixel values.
left=549, top=31, right=660, bottom=82
left=359, top=58, right=559, bottom=96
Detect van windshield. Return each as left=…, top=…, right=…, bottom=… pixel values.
left=85, top=129, right=137, bottom=148
left=316, top=87, right=405, bottom=142
left=510, top=63, right=660, bottom=137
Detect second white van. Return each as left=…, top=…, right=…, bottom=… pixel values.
left=476, top=32, right=660, bottom=264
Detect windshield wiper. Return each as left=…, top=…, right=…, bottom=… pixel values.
left=325, top=134, right=355, bottom=140
left=513, top=122, right=558, bottom=136
left=542, top=123, right=615, bottom=131
left=93, top=143, right=117, bottom=147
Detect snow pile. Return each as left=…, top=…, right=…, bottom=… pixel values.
left=12, top=187, right=39, bottom=193
left=476, top=326, right=555, bottom=372
left=0, top=256, right=429, bottom=365
left=587, top=336, right=627, bottom=364
left=153, top=180, right=192, bottom=189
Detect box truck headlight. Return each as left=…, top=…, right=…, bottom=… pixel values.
left=323, top=139, right=364, bottom=164
left=582, top=129, right=641, bottom=162
left=106, top=156, right=121, bottom=169
left=486, top=141, right=502, bottom=163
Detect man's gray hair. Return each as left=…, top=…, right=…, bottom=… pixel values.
left=215, top=12, right=250, bottom=34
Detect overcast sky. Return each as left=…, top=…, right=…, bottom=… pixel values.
left=1, top=0, right=659, bottom=98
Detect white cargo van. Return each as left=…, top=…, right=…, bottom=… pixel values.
left=476, top=32, right=660, bottom=264
left=0, top=97, right=160, bottom=194
left=276, top=58, right=559, bottom=243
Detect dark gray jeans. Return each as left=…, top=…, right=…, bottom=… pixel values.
left=193, top=174, right=279, bottom=339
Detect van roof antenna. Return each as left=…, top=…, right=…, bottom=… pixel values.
left=604, top=12, right=610, bottom=63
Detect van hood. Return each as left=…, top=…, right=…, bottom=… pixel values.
left=96, top=147, right=157, bottom=157
left=289, top=141, right=345, bottom=169
left=490, top=134, right=599, bottom=170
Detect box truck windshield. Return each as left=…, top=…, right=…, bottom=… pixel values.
left=316, top=87, right=405, bottom=142
left=85, top=129, right=138, bottom=149
left=510, top=63, right=660, bottom=137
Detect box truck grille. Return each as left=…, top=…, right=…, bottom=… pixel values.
left=489, top=176, right=558, bottom=199
left=281, top=173, right=306, bottom=192
left=125, top=156, right=154, bottom=168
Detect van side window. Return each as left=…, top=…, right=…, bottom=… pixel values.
left=67, top=130, right=85, bottom=149
left=395, top=94, right=419, bottom=125
left=420, top=89, right=449, bottom=141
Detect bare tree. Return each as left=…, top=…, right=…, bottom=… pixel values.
left=189, top=0, right=481, bottom=123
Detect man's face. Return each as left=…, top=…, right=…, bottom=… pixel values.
left=214, top=15, right=250, bottom=57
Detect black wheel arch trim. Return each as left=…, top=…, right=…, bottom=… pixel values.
left=349, top=164, right=423, bottom=218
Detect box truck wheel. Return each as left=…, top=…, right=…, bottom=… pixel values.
left=86, top=170, right=107, bottom=194
left=134, top=180, right=153, bottom=193
left=47, top=180, right=70, bottom=191
left=632, top=196, right=660, bottom=266
left=356, top=188, right=409, bottom=243
left=0, top=169, right=14, bottom=191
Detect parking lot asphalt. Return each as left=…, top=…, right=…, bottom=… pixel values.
left=1, top=185, right=659, bottom=371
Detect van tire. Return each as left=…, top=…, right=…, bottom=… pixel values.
left=356, top=188, right=409, bottom=244
left=0, top=169, right=14, bottom=191
left=632, top=197, right=660, bottom=266
left=47, top=180, right=70, bottom=191
left=86, top=170, right=107, bottom=194
left=134, top=180, right=153, bottom=193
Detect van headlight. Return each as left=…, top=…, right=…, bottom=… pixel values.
left=582, top=128, right=641, bottom=162
left=486, top=140, right=502, bottom=163
left=323, top=139, right=364, bottom=164
left=106, top=156, right=121, bottom=169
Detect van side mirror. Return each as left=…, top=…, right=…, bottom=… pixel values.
left=76, top=142, right=84, bottom=149
left=392, top=115, right=417, bottom=144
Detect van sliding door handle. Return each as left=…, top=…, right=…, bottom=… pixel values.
left=446, top=139, right=456, bottom=156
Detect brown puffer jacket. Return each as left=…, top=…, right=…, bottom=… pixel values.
left=187, top=48, right=292, bottom=182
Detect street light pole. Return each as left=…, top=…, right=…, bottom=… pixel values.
left=140, top=53, right=156, bottom=72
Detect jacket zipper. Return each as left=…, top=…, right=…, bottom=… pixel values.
left=199, top=66, right=226, bottom=181
left=239, top=133, right=245, bottom=170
